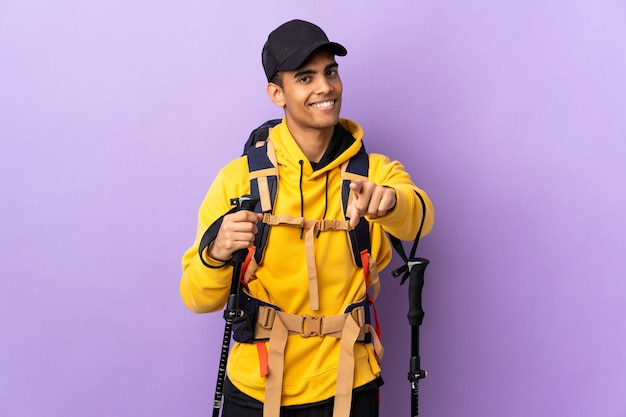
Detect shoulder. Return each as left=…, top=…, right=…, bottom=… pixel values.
left=217, top=155, right=250, bottom=182
left=367, top=153, right=399, bottom=170
left=367, top=153, right=412, bottom=183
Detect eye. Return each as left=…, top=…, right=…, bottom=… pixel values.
left=326, top=68, right=338, bottom=77
left=298, top=76, right=311, bottom=83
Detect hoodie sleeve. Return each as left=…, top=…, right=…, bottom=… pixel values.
left=180, top=157, right=250, bottom=313
left=366, top=154, right=434, bottom=241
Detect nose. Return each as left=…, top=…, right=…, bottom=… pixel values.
left=315, top=76, right=333, bottom=94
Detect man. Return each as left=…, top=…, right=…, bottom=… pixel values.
left=180, top=19, right=434, bottom=417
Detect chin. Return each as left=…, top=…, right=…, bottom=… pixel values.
left=314, top=119, right=339, bottom=130
left=318, top=113, right=340, bottom=127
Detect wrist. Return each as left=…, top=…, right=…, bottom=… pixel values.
left=199, top=244, right=231, bottom=269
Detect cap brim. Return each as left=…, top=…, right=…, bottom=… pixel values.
left=278, top=41, right=347, bottom=72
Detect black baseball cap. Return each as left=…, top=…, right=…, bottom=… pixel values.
left=262, top=20, right=348, bottom=82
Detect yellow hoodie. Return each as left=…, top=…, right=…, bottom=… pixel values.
left=180, top=118, right=434, bottom=406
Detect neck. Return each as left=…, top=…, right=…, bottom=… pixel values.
left=286, top=122, right=334, bottom=162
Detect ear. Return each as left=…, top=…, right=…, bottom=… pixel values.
left=266, top=83, right=285, bottom=108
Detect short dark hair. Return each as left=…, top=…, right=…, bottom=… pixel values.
left=270, top=72, right=283, bottom=88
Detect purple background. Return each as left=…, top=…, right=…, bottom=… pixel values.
left=1, top=1, right=625, bottom=416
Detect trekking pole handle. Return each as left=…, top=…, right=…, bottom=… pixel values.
left=407, top=258, right=429, bottom=327
left=230, top=194, right=259, bottom=263
left=225, top=194, right=259, bottom=312
left=232, top=194, right=259, bottom=212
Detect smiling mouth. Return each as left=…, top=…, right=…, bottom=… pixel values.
left=310, top=100, right=336, bottom=109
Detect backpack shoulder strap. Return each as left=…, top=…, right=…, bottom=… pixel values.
left=242, top=120, right=282, bottom=265
left=341, top=144, right=371, bottom=268
left=242, top=119, right=282, bottom=156
left=246, top=139, right=278, bottom=265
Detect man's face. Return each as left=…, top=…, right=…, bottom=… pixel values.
left=277, top=49, right=343, bottom=133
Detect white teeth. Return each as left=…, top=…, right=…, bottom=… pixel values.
left=311, top=100, right=334, bottom=109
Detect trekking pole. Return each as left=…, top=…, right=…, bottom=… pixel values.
left=212, top=194, right=259, bottom=417
left=390, top=190, right=429, bottom=417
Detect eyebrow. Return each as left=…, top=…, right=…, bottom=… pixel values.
left=293, top=62, right=338, bottom=78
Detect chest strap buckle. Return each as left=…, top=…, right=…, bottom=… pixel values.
left=301, top=314, right=323, bottom=337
